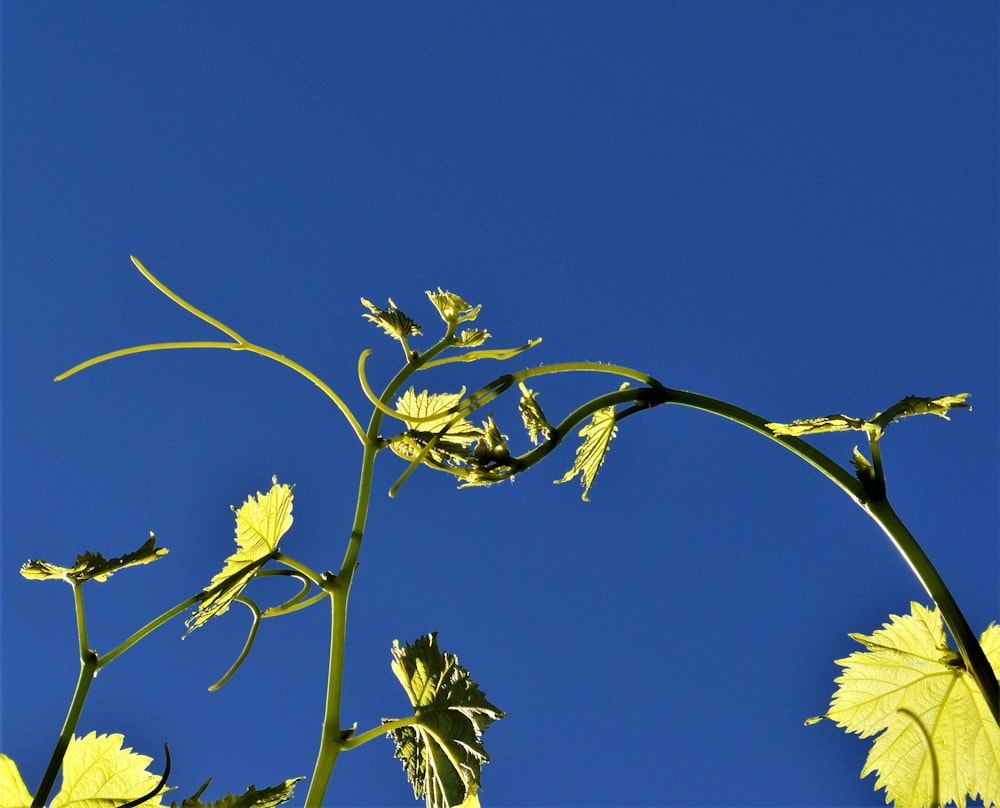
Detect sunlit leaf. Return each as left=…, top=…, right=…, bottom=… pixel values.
left=766, top=393, right=971, bottom=441
left=518, top=383, right=551, bottom=446
left=21, top=533, right=168, bottom=584
left=50, top=731, right=170, bottom=808
left=871, top=393, right=972, bottom=432
left=186, top=479, right=293, bottom=635
left=361, top=297, right=422, bottom=342
left=394, top=389, right=484, bottom=466
left=455, top=329, right=491, bottom=348
left=0, top=754, right=33, bottom=808
left=554, top=384, right=626, bottom=501
left=169, top=778, right=304, bottom=808
left=814, top=602, right=1000, bottom=807
left=765, top=414, right=871, bottom=437
left=385, top=633, right=505, bottom=808
left=426, top=289, right=481, bottom=325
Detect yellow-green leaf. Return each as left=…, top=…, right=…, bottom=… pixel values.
left=384, top=634, right=504, bottom=808
left=518, top=383, right=551, bottom=446
left=393, top=389, right=484, bottom=467
left=817, top=602, right=1000, bottom=807
left=554, top=385, right=626, bottom=501
left=51, top=731, right=169, bottom=808
left=361, top=297, right=422, bottom=342
left=186, top=478, right=293, bottom=635
left=766, top=414, right=871, bottom=437
left=0, top=754, right=33, bottom=808
left=766, top=393, right=971, bottom=441
left=21, top=534, right=168, bottom=584
left=426, top=289, right=481, bottom=325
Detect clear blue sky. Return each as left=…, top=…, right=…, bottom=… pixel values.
left=3, top=5, right=997, bottom=807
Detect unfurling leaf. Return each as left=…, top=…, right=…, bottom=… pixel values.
left=765, top=414, right=871, bottom=437
left=21, top=534, right=168, bottom=584
left=766, top=393, right=971, bottom=441
left=186, top=479, right=294, bottom=635
left=518, top=383, right=551, bottom=446
left=361, top=297, right=422, bottom=342
left=555, top=384, right=627, bottom=501
left=169, top=778, right=304, bottom=808
left=813, top=602, right=1000, bottom=808
left=50, top=731, right=170, bottom=808
left=870, top=393, right=972, bottom=432
left=454, top=329, right=491, bottom=348
left=426, top=289, right=481, bottom=325
left=384, top=633, right=505, bottom=808
left=0, top=754, right=33, bottom=808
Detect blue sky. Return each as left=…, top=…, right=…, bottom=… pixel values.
left=2, top=4, right=997, bottom=807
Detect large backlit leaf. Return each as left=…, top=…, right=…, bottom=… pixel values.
left=767, top=393, right=971, bottom=440
left=814, top=602, right=1000, bottom=807
left=50, top=731, right=169, bottom=808
left=169, top=778, right=304, bottom=808
left=186, top=479, right=293, bottom=635
left=0, top=754, right=33, bottom=808
left=21, top=534, right=167, bottom=584
left=554, top=384, right=626, bottom=501
left=385, top=634, right=505, bottom=808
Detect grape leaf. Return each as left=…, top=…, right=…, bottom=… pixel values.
left=766, top=393, right=971, bottom=440
left=186, top=479, right=293, bottom=635
left=169, top=778, right=304, bottom=808
left=49, top=731, right=170, bottom=808
left=426, top=289, right=481, bottom=325
left=394, top=388, right=484, bottom=465
left=518, top=383, right=551, bottom=446
left=384, top=634, right=505, bottom=808
left=361, top=297, right=422, bottom=342
left=454, top=329, right=491, bottom=348
left=814, top=602, right=1000, bottom=807
left=765, top=414, right=871, bottom=437
left=21, top=533, right=168, bottom=584
left=0, top=753, right=33, bottom=808
left=871, top=393, right=972, bottom=432
left=554, top=384, right=627, bottom=501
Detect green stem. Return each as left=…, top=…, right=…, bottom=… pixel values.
left=864, top=497, right=1000, bottom=725
left=304, top=327, right=460, bottom=808
left=99, top=593, right=201, bottom=666
left=341, top=715, right=419, bottom=750
left=32, top=585, right=98, bottom=808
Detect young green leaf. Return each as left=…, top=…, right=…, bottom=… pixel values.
left=555, top=384, right=627, bottom=501
left=361, top=297, right=422, bottom=343
left=766, top=393, right=971, bottom=440
left=518, top=383, right=551, bottom=446
left=765, top=414, right=872, bottom=438
left=426, top=289, right=481, bottom=325
left=454, top=328, right=491, bottom=348
left=21, top=533, right=168, bottom=584
left=870, top=393, right=972, bottom=432
left=814, top=602, right=1000, bottom=808
left=186, top=479, right=294, bottom=635
left=169, top=778, right=304, bottom=808
left=394, top=388, right=484, bottom=465
left=0, top=753, right=33, bottom=808
left=384, top=633, right=505, bottom=808
left=43, top=731, right=170, bottom=808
